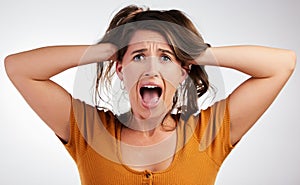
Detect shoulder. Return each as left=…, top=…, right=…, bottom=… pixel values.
left=201, top=98, right=229, bottom=127
left=65, top=98, right=119, bottom=160
left=193, top=98, right=231, bottom=149
left=71, top=98, right=116, bottom=126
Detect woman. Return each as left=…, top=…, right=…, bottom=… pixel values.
left=5, top=5, right=296, bottom=185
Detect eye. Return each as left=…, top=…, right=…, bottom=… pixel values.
left=133, top=54, right=145, bottom=62
left=160, top=55, right=172, bottom=63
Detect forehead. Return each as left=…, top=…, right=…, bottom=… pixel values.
left=128, top=30, right=169, bottom=46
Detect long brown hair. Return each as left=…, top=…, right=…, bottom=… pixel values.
left=96, top=5, right=210, bottom=120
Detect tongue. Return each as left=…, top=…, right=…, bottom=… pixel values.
left=142, top=90, right=159, bottom=105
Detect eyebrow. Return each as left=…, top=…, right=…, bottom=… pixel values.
left=158, top=48, right=175, bottom=56
left=130, top=48, right=175, bottom=56
left=131, top=49, right=147, bottom=55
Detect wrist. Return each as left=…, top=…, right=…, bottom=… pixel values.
left=79, top=43, right=117, bottom=65
left=195, top=47, right=218, bottom=66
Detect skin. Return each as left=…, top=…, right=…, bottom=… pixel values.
left=5, top=28, right=296, bottom=171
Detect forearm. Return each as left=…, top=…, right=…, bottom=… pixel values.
left=5, top=43, right=115, bottom=81
left=196, top=45, right=296, bottom=78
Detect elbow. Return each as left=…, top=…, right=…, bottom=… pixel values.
left=4, top=54, right=22, bottom=81
left=287, top=50, right=297, bottom=73
left=273, top=50, right=297, bottom=80
left=4, top=55, right=15, bottom=79
left=279, top=50, right=297, bottom=77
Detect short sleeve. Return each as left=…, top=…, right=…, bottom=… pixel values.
left=64, top=98, right=90, bottom=163
left=197, top=98, right=234, bottom=166
left=63, top=98, right=119, bottom=165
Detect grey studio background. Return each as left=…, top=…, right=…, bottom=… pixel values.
left=0, top=0, right=299, bottom=185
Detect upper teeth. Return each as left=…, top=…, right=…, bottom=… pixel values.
left=144, top=85, right=157, bottom=88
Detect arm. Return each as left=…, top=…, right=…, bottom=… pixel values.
left=195, top=45, right=296, bottom=145
left=5, top=43, right=116, bottom=142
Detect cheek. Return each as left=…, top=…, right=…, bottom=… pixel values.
left=163, top=81, right=177, bottom=101
left=159, top=64, right=183, bottom=89
left=122, top=63, right=143, bottom=92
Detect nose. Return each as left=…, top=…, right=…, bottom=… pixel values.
left=144, top=71, right=159, bottom=77
left=143, top=58, right=160, bottom=77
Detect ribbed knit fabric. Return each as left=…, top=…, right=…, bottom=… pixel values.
left=64, top=98, right=233, bottom=185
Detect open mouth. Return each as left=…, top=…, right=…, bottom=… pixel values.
left=139, top=85, right=162, bottom=108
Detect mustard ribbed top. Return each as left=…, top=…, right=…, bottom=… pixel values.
left=64, top=98, right=233, bottom=185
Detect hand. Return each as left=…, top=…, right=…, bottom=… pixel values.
left=193, top=47, right=218, bottom=66
left=80, top=43, right=118, bottom=65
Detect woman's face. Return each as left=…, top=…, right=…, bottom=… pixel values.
left=116, top=30, right=187, bottom=119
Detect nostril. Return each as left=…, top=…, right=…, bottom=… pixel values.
left=144, top=73, right=159, bottom=77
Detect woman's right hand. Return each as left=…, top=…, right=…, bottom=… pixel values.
left=4, top=43, right=117, bottom=142
left=80, top=43, right=117, bottom=64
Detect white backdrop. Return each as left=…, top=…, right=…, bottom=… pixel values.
left=1, top=0, right=299, bottom=184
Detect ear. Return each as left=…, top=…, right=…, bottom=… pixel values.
left=116, top=61, right=123, bottom=80
left=180, top=67, right=188, bottom=83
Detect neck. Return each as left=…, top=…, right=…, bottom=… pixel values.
left=121, top=113, right=177, bottom=138
left=126, top=113, right=165, bottom=133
